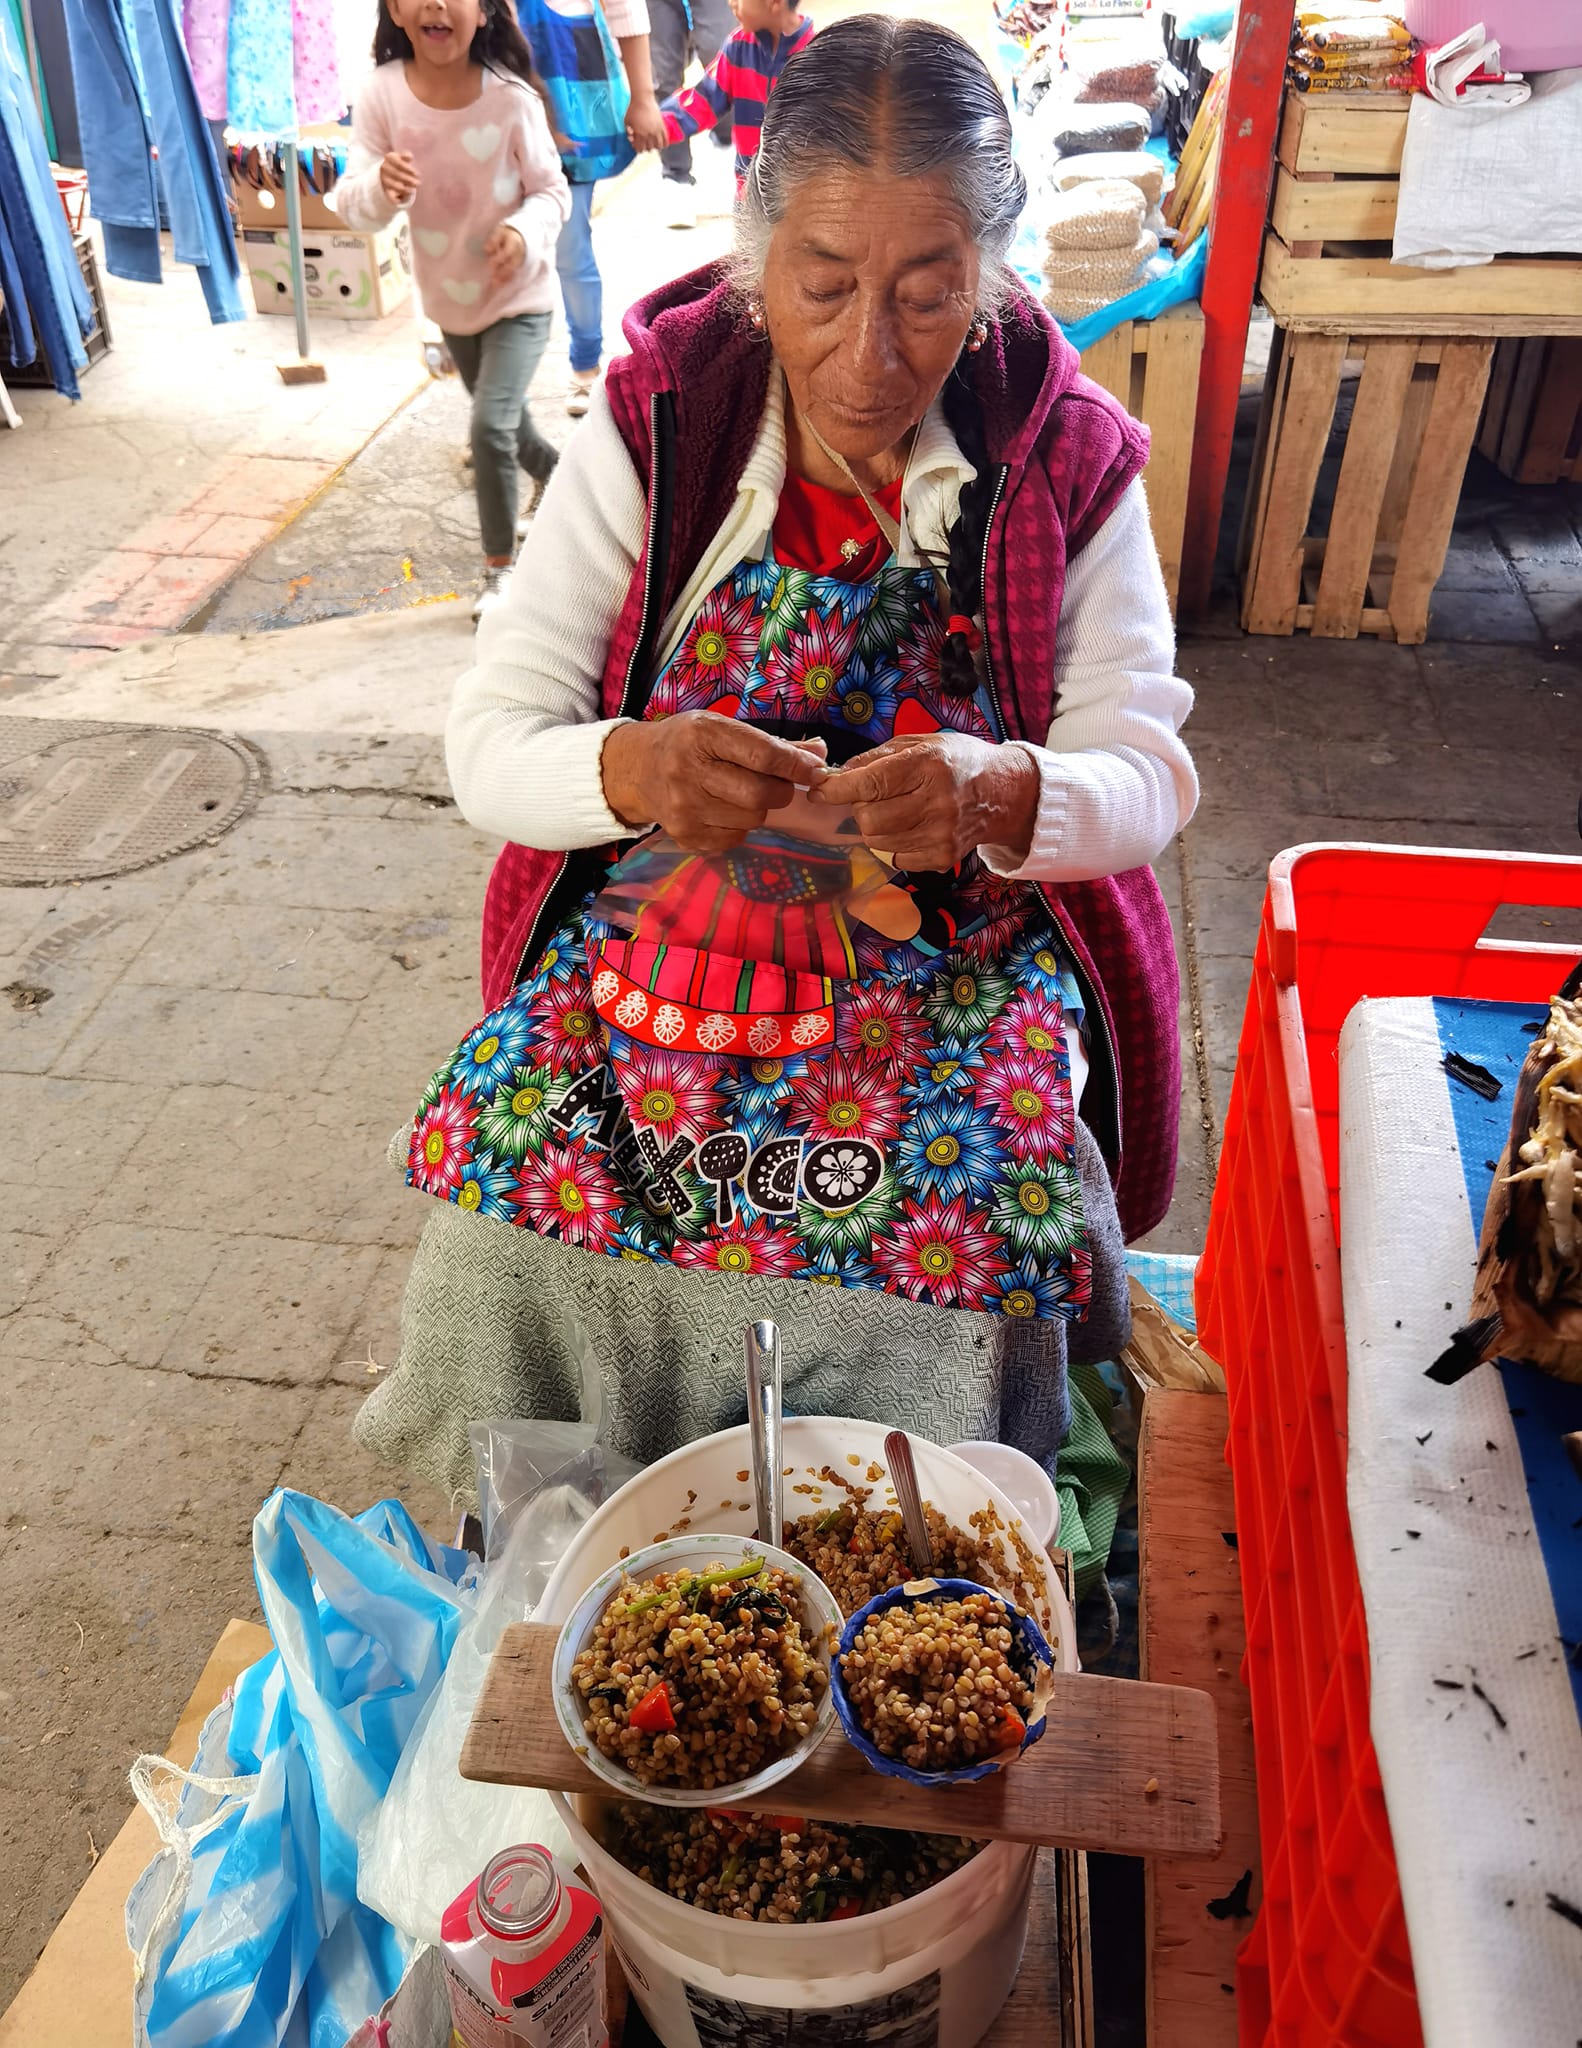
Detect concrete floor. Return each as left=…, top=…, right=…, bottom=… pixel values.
left=2, top=28, right=1581, bottom=2018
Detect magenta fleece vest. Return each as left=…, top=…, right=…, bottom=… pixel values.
left=477, top=265, right=1182, bottom=1241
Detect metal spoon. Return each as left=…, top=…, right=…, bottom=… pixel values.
left=744, top=1320, right=782, bottom=1548
left=884, top=1429, right=934, bottom=1577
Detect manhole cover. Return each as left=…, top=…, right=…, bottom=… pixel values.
left=0, top=720, right=263, bottom=884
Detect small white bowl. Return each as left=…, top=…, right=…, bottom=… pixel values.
left=552, top=1533, right=842, bottom=1810
left=946, top=1441, right=1061, bottom=1551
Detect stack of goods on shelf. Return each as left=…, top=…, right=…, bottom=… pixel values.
left=1012, top=15, right=1181, bottom=326
left=1288, top=7, right=1417, bottom=94
left=1040, top=175, right=1164, bottom=322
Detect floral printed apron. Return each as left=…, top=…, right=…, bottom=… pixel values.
left=407, top=548, right=1093, bottom=1323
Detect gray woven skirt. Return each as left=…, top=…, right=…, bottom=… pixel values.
left=356, top=1120, right=1130, bottom=1513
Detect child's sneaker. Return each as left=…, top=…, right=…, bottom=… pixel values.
left=663, top=179, right=697, bottom=230
left=566, top=369, right=599, bottom=418
left=472, top=565, right=510, bottom=622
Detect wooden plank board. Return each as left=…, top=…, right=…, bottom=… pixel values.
left=462, top=1622, right=1221, bottom=1860
left=1240, top=332, right=1346, bottom=634
left=1277, top=92, right=1409, bottom=178
left=1140, top=1392, right=1260, bottom=2048
left=1376, top=358, right=1435, bottom=551
left=1514, top=337, right=1582, bottom=482
left=1270, top=168, right=1399, bottom=245
left=1310, top=337, right=1419, bottom=637
left=1478, top=336, right=1524, bottom=465
left=1135, top=305, right=1206, bottom=610
left=1388, top=338, right=1495, bottom=644
left=1080, top=323, right=1135, bottom=410
left=1261, top=235, right=1582, bottom=328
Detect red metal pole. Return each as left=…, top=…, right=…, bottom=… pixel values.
left=1177, top=1, right=1295, bottom=620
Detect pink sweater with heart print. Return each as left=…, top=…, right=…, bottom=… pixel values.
left=338, top=62, right=570, bottom=335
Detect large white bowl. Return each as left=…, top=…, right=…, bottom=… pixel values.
left=539, top=1416, right=1077, bottom=1674
left=552, top=1532, right=842, bottom=1810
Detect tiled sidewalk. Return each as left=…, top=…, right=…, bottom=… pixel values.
left=0, top=233, right=427, bottom=678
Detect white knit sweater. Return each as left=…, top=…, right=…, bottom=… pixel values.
left=448, top=371, right=1198, bottom=879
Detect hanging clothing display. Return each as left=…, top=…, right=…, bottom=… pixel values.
left=185, top=0, right=340, bottom=132
left=0, top=0, right=92, bottom=396
left=181, top=0, right=227, bottom=118
left=64, top=0, right=245, bottom=322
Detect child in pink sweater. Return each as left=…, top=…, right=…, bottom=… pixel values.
left=339, top=0, right=571, bottom=616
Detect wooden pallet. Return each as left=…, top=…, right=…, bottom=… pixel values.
left=1140, top=1391, right=1260, bottom=2048
left=1080, top=305, right=1206, bottom=614
left=1239, top=327, right=1495, bottom=641
left=463, top=1623, right=1221, bottom=1858
left=1478, top=336, right=1582, bottom=483
left=1264, top=88, right=1582, bottom=336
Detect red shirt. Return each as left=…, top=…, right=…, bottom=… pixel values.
left=771, top=471, right=903, bottom=578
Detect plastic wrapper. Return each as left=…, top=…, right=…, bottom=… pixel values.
left=1034, top=96, right=1152, bottom=158
left=357, top=1331, right=642, bottom=1947
left=590, top=786, right=920, bottom=976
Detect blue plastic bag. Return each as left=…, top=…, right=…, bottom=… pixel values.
left=1058, top=236, right=1208, bottom=354
left=128, top=1493, right=473, bottom=2048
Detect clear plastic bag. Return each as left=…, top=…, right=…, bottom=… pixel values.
left=355, top=1327, right=640, bottom=1947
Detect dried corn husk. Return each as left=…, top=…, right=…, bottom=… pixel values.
left=1464, top=981, right=1582, bottom=1383
left=1119, top=1277, right=1227, bottom=1396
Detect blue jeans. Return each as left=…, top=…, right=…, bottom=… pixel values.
left=442, top=312, right=557, bottom=561
left=555, top=180, right=602, bottom=375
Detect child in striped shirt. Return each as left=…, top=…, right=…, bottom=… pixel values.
left=655, top=0, right=812, bottom=188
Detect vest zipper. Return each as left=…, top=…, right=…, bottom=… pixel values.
left=510, top=392, right=672, bottom=993
left=979, top=459, right=1122, bottom=1176
left=619, top=390, right=670, bottom=720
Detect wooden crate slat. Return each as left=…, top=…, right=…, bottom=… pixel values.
left=1237, top=325, right=1291, bottom=589
left=1478, top=337, right=1524, bottom=464
left=1240, top=333, right=1346, bottom=634
left=1311, top=338, right=1419, bottom=638
left=1134, top=304, right=1206, bottom=607
left=1277, top=92, right=1409, bottom=177
left=1387, top=338, right=1495, bottom=644
left=1497, top=336, right=1551, bottom=475
left=1261, top=234, right=1582, bottom=330
left=1079, top=308, right=1204, bottom=612
left=1376, top=360, right=1436, bottom=551
left=1141, top=1391, right=1261, bottom=2048
left=1519, top=337, right=1582, bottom=481
left=1270, top=168, right=1399, bottom=245
left=1080, top=323, right=1134, bottom=408
left=461, top=1621, right=1221, bottom=1860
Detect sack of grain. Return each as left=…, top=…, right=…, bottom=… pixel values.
left=1041, top=177, right=1147, bottom=251
left=1051, top=150, right=1165, bottom=207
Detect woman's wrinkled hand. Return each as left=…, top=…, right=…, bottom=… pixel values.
left=602, top=714, right=826, bottom=853
left=815, top=733, right=1040, bottom=873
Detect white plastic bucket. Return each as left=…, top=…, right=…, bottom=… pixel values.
left=562, top=1795, right=1036, bottom=2048
left=537, top=1416, right=1074, bottom=2048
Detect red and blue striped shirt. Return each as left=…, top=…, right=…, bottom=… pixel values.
left=660, top=16, right=816, bottom=184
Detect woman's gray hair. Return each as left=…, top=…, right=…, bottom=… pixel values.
left=732, top=15, right=1027, bottom=314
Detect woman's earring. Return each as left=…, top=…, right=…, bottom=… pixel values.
left=966, top=319, right=989, bottom=354
left=746, top=298, right=766, bottom=331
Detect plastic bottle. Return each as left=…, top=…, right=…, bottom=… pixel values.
left=440, top=1844, right=608, bottom=2048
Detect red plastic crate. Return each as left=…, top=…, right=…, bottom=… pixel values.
left=1195, top=844, right=1582, bottom=2048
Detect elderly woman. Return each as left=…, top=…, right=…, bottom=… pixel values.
left=358, top=14, right=1196, bottom=1504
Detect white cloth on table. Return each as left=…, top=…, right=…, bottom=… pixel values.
left=1393, top=67, right=1582, bottom=267
left=1338, top=995, right=1582, bottom=2048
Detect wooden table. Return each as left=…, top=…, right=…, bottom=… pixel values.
left=1140, top=1391, right=1261, bottom=2048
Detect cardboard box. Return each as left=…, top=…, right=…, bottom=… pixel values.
left=242, top=222, right=413, bottom=321
left=231, top=176, right=345, bottom=234
left=0, top=1620, right=270, bottom=2048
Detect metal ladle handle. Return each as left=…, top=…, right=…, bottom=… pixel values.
left=885, top=1429, right=934, bottom=1578
left=744, top=1320, right=782, bottom=1548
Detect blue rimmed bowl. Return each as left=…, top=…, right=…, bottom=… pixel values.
left=830, top=1576, right=1056, bottom=1787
